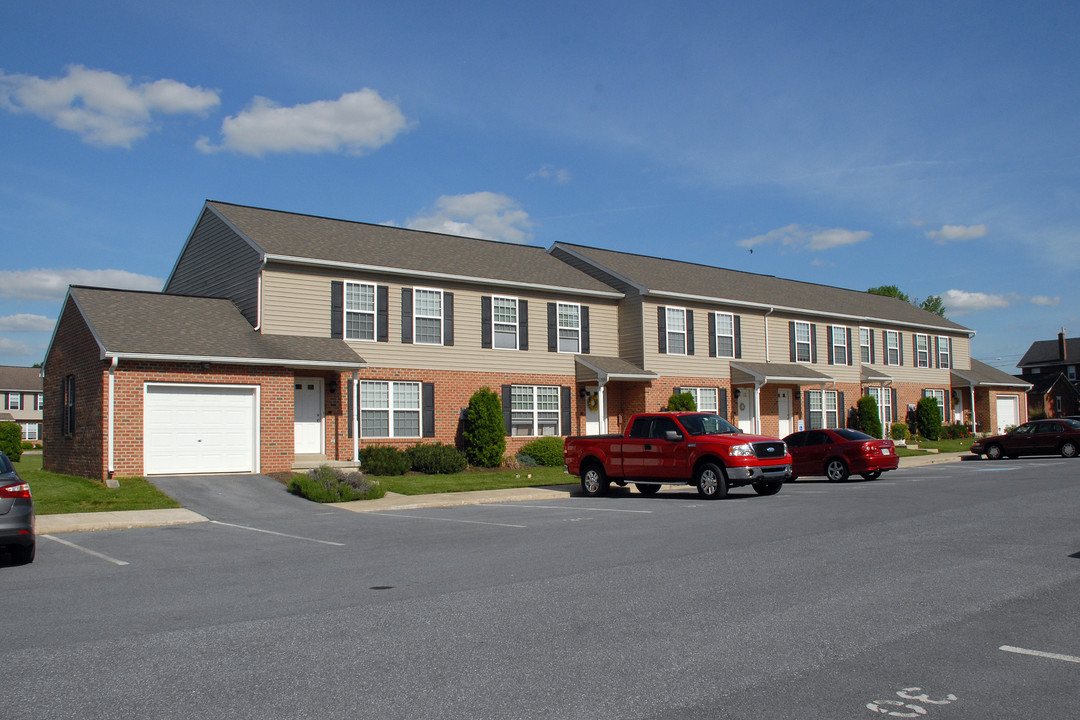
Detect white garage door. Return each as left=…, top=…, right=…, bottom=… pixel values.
left=145, top=384, right=257, bottom=475
left=995, top=394, right=1020, bottom=434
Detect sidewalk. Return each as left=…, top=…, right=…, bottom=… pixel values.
left=35, top=452, right=968, bottom=535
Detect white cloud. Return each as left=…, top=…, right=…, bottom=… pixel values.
left=0, top=337, right=37, bottom=357
left=1030, top=295, right=1061, bottom=306
left=940, top=288, right=1010, bottom=315
left=406, top=192, right=534, bottom=243
left=738, top=223, right=871, bottom=251
left=197, top=90, right=412, bottom=156
left=0, top=65, right=219, bottom=147
left=0, top=269, right=163, bottom=301
left=0, top=314, right=55, bottom=332
left=925, top=224, right=989, bottom=243
left=528, top=164, right=572, bottom=184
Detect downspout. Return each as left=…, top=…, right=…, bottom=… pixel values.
left=763, top=308, right=774, bottom=363
left=352, top=371, right=359, bottom=465
left=107, top=356, right=118, bottom=479
left=253, top=271, right=264, bottom=331
left=970, top=386, right=976, bottom=435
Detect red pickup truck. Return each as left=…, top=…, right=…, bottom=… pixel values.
left=563, top=412, right=791, bottom=499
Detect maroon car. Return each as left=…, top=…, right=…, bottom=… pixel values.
left=970, top=418, right=1080, bottom=459
left=783, top=428, right=899, bottom=482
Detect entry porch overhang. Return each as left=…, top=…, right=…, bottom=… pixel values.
left=575, top=356, right=658, bottom=385
left=730, top=362, right=835, bottom=388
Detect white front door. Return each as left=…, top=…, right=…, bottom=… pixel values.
left=737, top=388, right=756, bottom=433
left=584, top=385, right=602, bottom=435
left=777, top=389, right=792, bottom=438
left=294, top=378, right=323, bottom=454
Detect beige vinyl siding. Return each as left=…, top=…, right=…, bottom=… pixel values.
left=260, top=266, right=619, bottom=373
left=618, top=294, right=645, bottom=367
left=165, top=208, right=262, bottom=325
left=643, top=300, right=767, bottom=377
left=949, top=334, right=971, bottom=371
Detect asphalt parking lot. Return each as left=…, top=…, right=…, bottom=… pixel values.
left=4, top=458, right=1079, bottom=718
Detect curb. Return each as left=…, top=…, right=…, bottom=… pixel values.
left=36, top=508, right=207, bottom=535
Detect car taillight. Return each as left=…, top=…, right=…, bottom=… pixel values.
left=862, top=442, right=878, bottom=454
left=0, top=482, right=31, bottom=499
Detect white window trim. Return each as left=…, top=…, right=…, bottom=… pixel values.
left=413, top=287, right=444, bottom=346
left=663, top=306, right=687, bottom=356
left=344, top=281, right=377, bottom=342
left=684, top=387, right=719, bottom=413
left=915, top=333, right=930, bottom=368
left=7, top=393, right=20, bottom=410
left=35, top=393, right=43, bottom=410
left=885, top=330, right=900, bottom=366
left=867, top=386, right=893, bottom=430
left=937, top=336, right=951, bottom=369
left=557, top=302, right=581, bottom=354
left=492, top=295, right=519, bottom=351
left=714, top=312, right=735, bottom=359
left=923, top=388, right=946, bottom=414
left=807, top=389, right=838, bottom=429
left=859, top=327, right=872, bottom=364
left=360, top=380, right=421, bottom=438
left=832, top=325, right=848, bottom=365
left=510, top=385, right=561, bottom=436
left=794, top=321, right=812, bottom=364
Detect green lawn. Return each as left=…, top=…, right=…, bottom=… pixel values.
left=894, top=437, right=974, bottom=457
left=376, top=465, right=572, bottom=495
left=13, top=454, right=180, bottom=515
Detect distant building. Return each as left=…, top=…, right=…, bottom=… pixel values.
left=0, top=366, right=44, bottom=443
left=1017, top=331, right=1080, bottom=418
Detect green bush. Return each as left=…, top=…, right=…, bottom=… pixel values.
left=941, top=423, right=972, bottom=439
left=915, top=396, right=943, bottom=441
left=287, top=465, right=385, bottom=503
left=405, top=442, right=468, bottom=474
left=0, top=422, right=22, bottom=462
left=515, top=453, right=539, bottom=467
left=667, top=392, right=696, bottom=411
left=358, top=445, right=412, bottom=476
left=855, top=395, right=883, bottom=438
left=519, top=437, right=565, bottom=467
left=890, top=422, right=910, bottom=442
left=463, top=387, right=506, bottom=468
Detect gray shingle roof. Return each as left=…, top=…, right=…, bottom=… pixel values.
left=575, top=356, right=657, bottom=380
left=553, top=242, right=971, bottom=333
left=1017, top=336, right=1079, bottom=367
left=69, top=287, right=363, bottom=367
left=0, top=366, right=42, bottom=392
left=731, top=362, right=834, bottom=385
left=952, top=359, right=1033, bottom=389
left=208, top=201, right=619, bottom=296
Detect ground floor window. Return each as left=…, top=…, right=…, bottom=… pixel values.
left=683, top=387, right=719, bottom=413
left=923, top=388, right=946, bottom=415
left=866, top=386, right=893, bottom=431
left=360, top=380, right=420, bottom=438
left=511, top=385, right=560, bottom=436
left=21, top=422, right=40, bottom=442
left=806, top=389, right=838, bottom=429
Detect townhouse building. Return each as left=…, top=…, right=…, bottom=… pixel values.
left=43, top=201, right=1024, bottom=480
left=0, top=365, right=44, bottom=443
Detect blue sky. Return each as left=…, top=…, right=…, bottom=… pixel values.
left=2, top=0, right=1078, bottom=371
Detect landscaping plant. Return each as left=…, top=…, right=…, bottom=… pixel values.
left=915, top=396, right=943, bottom=441
left=0, top=422, right=23, bottom=462
left=855, top=396, right=883, bottom=439
left=518, top=437, right=565, bottom=467
left=463, top=387, right=506, bottom=468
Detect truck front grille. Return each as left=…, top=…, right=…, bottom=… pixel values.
left=751, top=441, right=787, bottom=459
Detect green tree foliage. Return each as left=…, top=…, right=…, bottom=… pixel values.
left=519, top=437, right=565, bottom=466
left=667, top=391, right=697, bottom=411
left=0, top=422, right=23, bottom=462
left=856, top=395, right=883, bottom=439
left=915, top=396, right=943, bottom=441
left=867, top=285, right=911, bottom=303
left=463, top=387, right=506, bottom=468
left=868, top=285, right=947, bottom=318
left=919, top=295, right=946, bottom=317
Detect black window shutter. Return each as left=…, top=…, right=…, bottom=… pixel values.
left=708, top=313, right=717, bottom=357
left=443, top=292, right=454, bottom=346
left=838, top=391, right=846, bottom=428
left=547, top=302, right=557, bottom=352
left=719, top=388, right=728, bottom=419
left=561, top=386, right=571, bottom=435
left=870, top=330, right=876, bottom=364
left=330, top=281, right=343, bottom=339
left=502, top=385, right=512, bottom=435
left=401, top=289, right=413, bottom=344
left=934, top=336, right=940, bottom=368
left=899, top=333, right=905, bottom=366
left=422, top=382, right=435, bottom=437
left=891, top=388, right=898, bottom=423
left=658, top=306, right=667, bottom=354
left=734, top=315, right=742, bottom=359
left=948, top=338, right=953, bottom=368
left=69, top=376, right=76, bottom=434
left=481, top=296, right=492, bottom=349
left=377, top=285, right=389, bottom=342
left=804, top=390, right=812, bottom=428
left=519, top=299, right=529, bottom=350
left=686, top=310, right=695, bottom=355
left=581, top=306, right=590, bottom=354
left=847, top=329, right=853, bottom=366
left=789, top=321, right=797, bottom=362
left=827, top=326, right=835, bottom=365
left=810, top=324, right=818, bottom=363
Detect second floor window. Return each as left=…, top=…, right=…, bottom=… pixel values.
left=714, top=313, right=735, bottom=358
left=885, top=330, right=900, bottom=366
left=35, top=393, right=43, bottom=410
left=557, top=303, right=580, bottom=353
left=937, top=336, right=951, bottom=369
left=414, top=289, right=443, bottom=345
left=860, top=327, right=872, bottom=363
left=6, top=393, right=20, bottom=410
left=831, top=326, right=848, bottom=365
left=915, top=334, right=930, bottom=368
left=493, top=296, right=518, bottom=350
left=344, top=282, right=376, bottom=341
left=794, top=321, right=812, bottom=363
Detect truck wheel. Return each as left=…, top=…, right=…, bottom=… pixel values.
left=825, top=458, right=849, bottom=482
left=635, top=483, right=661, bottom=496
left=695, top=462, right=728, bottom=499
left=752, top=480, right=782, bottom=496
left=580, top=463, right=610, bottom=497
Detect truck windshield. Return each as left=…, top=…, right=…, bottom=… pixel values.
left=679, top=413, right=739, bottom=437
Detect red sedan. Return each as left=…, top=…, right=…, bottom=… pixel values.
left=783, top=428, right=899, bottom=482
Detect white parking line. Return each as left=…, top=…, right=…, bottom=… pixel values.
left=483, top=503, right=653, bottom=514
left=367, top=512, right=526, bottom=528
left=1000, top=645, right=1080, bottom=665
left=209, top=520, right=345, bottom=546
left=41, top=534, right=129, bottom=566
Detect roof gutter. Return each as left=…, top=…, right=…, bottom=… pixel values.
left=102, top=351, right=365, bottom=371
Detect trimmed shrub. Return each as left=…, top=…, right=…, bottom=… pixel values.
left=463, top=387, right=506, bottom=468
left=358, top=445, right=411, bottom=476
left=287, top=465, right=385, bottom=503
left=405, top=442, right=467, bottom=474
left=519, top=437, right=565, bottom=467
left=514, top=454, right=539, bottom=467
left=667, top=392, right=696, bottom=411
left=890, top=422, right=910, bottom=442
left=855, top=395, right=883, bottom=439
left=941, top=423, right=972, bottom=440
left=915, top=396, right=943, bottom=441
left=0, top=422, right=22, bottom=462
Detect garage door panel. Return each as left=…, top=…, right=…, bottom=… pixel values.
left=145, top=385, right=257, bottom=475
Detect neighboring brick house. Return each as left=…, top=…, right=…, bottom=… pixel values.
left=0, top=365, right=44, bottom=443
left=42, top=200, right=1014, bottom=480
left=1016, top=332, right=1080, bottom=418
left=951, top=359, right=1032, bottom=434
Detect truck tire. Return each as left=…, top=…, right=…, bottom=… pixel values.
left=695, top=462, right=728, bottom=499
left=580, top=463, right=610, bottom=497
left=635, top=483, right=661, bottom=496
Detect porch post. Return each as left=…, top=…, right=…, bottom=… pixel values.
left=352, top=371, right=359, bottom=464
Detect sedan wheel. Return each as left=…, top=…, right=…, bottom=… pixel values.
left=695, top=462, right=728, bottom=499
left=985, top=444, right=1004, bottom=460
left=825, top=459, right=849, bottom=482
left=1062, top=441, right=1079, bottom=458
left=580, top=464, right=609, bottom=497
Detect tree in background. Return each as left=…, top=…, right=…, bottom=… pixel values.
left=868, top=285, right=946, bottom=318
